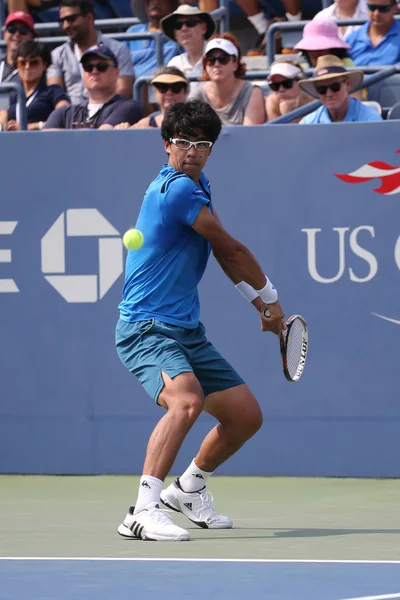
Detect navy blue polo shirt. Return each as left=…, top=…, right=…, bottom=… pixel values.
left=8, top=79, right=69, bottom=123
left=346, top=20, right=400, bottom=65
left=44, top=95, right=143, bottom=129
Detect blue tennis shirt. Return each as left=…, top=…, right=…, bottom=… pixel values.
left=119, top=165, right=212, bottom=328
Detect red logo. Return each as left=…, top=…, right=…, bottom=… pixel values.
left=335, top=150, right=400, bottom=195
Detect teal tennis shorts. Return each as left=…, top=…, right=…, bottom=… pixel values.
left=115, top=318, right=244, bottom=403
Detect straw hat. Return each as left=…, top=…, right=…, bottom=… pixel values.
left=298, top=55, right=364, bottom=99
left=161, top=5, right=216, bottom=41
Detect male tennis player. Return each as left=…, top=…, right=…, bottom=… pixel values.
left=116, top=99, right=285, bottom=541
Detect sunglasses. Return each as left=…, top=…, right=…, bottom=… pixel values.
left=173, top=19, right=202, bottom=30
left=269, top=79, right=296, bottom=92
left=153, top=82, right=187, bottom=94
left=58, top=13, right=82, bottom=25
left=315, top=81, right=344, bottom=95
left=6, top=24, right=31, bottom=35
left=206, top=54, right=233, bottom=66
left=170, top=138, right=213, bottom=151
left=367, top=3, right=393, bottom=11
left=17, top=57, right=41, bottom=67
left=82, top=61, right=113, bottom=73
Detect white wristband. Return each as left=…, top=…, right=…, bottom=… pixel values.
left=255, top=277, right=278, bottom=304
left=235, top=281, right=258, bottom=303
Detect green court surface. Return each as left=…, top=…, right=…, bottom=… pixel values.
left=1, top=476, right=399, bottom=560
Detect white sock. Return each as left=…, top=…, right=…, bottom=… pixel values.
left=178, top=459, right=213, bottom=493
left=134, top=475, right=163, bottom=513
left=248, top=11, right=270, bottom=35
left=286, top=11, right=302, bottom=21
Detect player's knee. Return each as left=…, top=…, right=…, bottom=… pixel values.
left=171, top=396, right=203, bottom=425
left=241, top=406, right=263, bottom=437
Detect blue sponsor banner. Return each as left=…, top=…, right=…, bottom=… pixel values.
left=0, top=123, right=399, bottom=475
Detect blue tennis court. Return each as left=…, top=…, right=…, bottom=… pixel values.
left=1, top=559, right=400, bottom=600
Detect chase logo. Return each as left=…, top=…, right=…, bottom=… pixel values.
left=41, top=209, right=123, bottom=303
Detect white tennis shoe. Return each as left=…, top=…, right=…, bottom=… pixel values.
left=117, top=502, right=190, bottom=541
left=160, top=479, right=233, bottom=529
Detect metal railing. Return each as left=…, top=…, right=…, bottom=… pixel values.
left=267, top=16, right=400, bottom=65
left=0, top=4, right=229, bottom=39
left=0, top=82, right=27, bottom=130
left=268, top=64, right=400, bottom=123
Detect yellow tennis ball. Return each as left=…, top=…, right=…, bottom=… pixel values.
left=123, top=229, right=144, bottom=250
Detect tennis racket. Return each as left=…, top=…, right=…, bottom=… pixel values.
left=264, top=311, right=308, bottom=382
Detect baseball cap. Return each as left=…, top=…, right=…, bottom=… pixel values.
left=205, top=38, right=238, bottom=57
left=5, top=11, right=35, bottom=33
left=80, top=43, right=118, bottom=66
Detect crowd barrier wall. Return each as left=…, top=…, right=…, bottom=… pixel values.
left=0, top=122, right=399, bottom=476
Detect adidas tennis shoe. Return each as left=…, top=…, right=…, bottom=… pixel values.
left=117, top=502, right=190, bottom=541
left=160, top=479, right=233, bottom=529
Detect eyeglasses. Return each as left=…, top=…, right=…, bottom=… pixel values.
left=153, top=82, right=187, bottom=94
left=82, top=62, right=113, bottom=73
left=206, top=54, right=233, bottom=66
left=269, top=79, right=296, bottom=92
left=173, top=19, right=202, bottom=30
left=6, top=24, right=31, bottom=35
left=367, top=3, right=393, bottom=11
left=315, top=81, right=344, bottom=95
left=16, top=57, right=41, bottom=68
left=58, top=13, right=82, bottom=25
left=170, top=138, right=213, bottom=151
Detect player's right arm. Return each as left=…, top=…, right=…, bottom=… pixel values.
left=191, top=206, right=285, bottom=333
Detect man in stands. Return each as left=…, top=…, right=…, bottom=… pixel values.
left=298, top=55, right=382, bottom=123
left=47, top=0, right=134, bottom=104
left=44, top=44, right=142, bottom=129
left=345, top=0, right=400, bottom=65
left=161, top=5, right=215, bottom=95
left=0, top=11, right=35, bottom=84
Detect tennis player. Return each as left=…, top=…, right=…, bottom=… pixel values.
left=116, top=99, right=285, bottom=541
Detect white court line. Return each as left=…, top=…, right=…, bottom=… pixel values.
left=1, top=558, right=400, bottom=564
left=340, top=594, right=400, bottom=600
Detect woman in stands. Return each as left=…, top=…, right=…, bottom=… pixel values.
left=114, top=66, right=189, bottom=129
left=2, top=40, right=69, bottom=131
left=265, top=59, right=312, bottom=122
left=190, top=33, right=266, bottom=125
left=294, top=20, right=354, bottom=68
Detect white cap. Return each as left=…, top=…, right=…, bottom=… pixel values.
left=205, top=38, right=239, bottom=58
left=267, top=62, right=302, bottom=81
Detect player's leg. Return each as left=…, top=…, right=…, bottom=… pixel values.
left=116, top=319, right=205, bottom=541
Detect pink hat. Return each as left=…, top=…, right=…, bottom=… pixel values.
left=5, top=11, right=35, bottom=32
left=294, top=20, right=350, bottom=51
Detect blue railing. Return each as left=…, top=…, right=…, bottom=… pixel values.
left=0, top=82, right=27, bottom=130
left=268, top=64, right=400, bottom=123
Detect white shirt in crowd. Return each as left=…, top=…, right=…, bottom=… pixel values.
left=314, top=0, right=369, bottom=38
left=167, top=42, right=207, bottom=97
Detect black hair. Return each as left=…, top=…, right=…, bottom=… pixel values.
left=59, top=0, right=94, bottom=16
left=17, top=40, right=52, bottom=67
left=161, top=100, right=222, bottom=144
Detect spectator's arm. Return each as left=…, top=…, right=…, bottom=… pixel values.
left=243, top=86, right=266, bottom=125
left=103, top=100, right=143, bottom=127
left=43, top=105, right=69, bottom=130
left=47, top=75, right=65, bottom=89
left=116, top=44, right=135, bottom=98
left=47, top=48, right=65, bottom=89
left=265, top=92, right=281, bottom=121
left=0, top=109, right=7, bottom=131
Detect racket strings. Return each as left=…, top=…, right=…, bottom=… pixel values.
left=286, top=320, right=307, bottom=379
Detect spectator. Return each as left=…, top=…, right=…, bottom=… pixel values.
left=293, top=20, right=354, bottom=67
left=7, top=0, right=117, bottom=19
left=265, top=59, right=312, bottom=122
left=314, top=0, right=369, bottom=39
left=47, top=0, right=134, bottom=104
left=190, top=34, right=266, bottom=125
left=345, top=0, right=400, bottom=65
left=298, top=55, right=382, bottom=123
left=161, top=5, right=215, bottom=96
left=125, top=66, right=189, bottom=128
left=127, top=0, right=180, bottom=78
left=0, top=12, right=35, bottom=85
left=2, top=40, right=69, bottom=131
left=44, top=44, right=142, bottom=129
